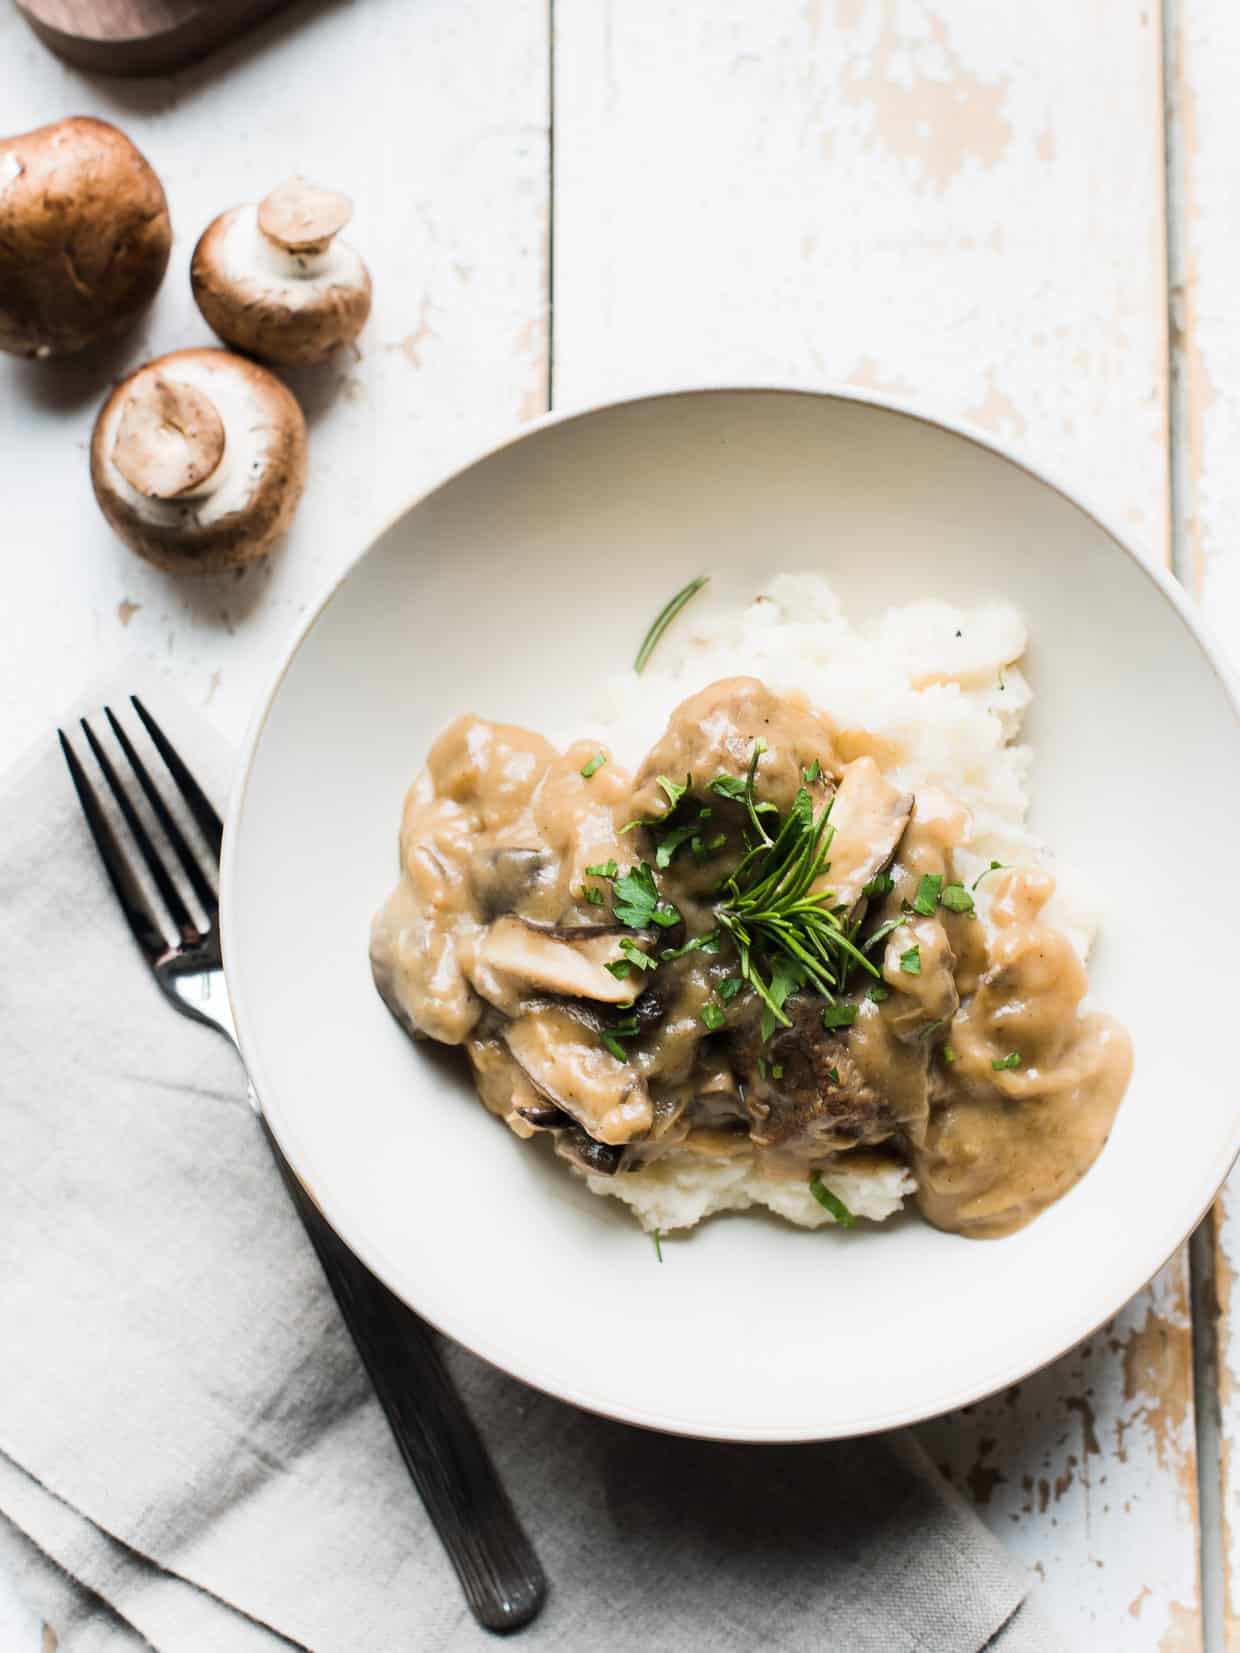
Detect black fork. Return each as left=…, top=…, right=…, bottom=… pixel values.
left=59, top=697, right=547, bottom=1636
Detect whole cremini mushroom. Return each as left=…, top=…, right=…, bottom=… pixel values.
left=190, top=177, right=372, bottom=365
left=0, top=116, right=171, bottom=358
left=90, top=348, right=307, bottom=574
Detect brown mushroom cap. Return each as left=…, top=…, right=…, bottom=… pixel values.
left=0, top=116, right=171, bottom=358
left=190, top=179, right=372, bottom=366
left=90, top=348, right=307, bottom=575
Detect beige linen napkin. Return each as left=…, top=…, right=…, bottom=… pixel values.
left=0, top=678, right=1063, bottom=1653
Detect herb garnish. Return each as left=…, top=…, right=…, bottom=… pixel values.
left=803, top=758, right=822, bottom=784
left=899, top=945, right=921, bottom=975
left=822, top=1003, right=858, bottom=1030
left=584, top=885, right=603, bottom=905
left=707, top=774, right=748, bottom=801
left=585, top=859, right=618, bottom=879
left=809, top=1172, right=856, bottom=1228
left=652, top=1228, right=664, bottom=1263
left=862, top=871, right=895, bottom=899
left=943, top=1045, right=957, bottom=1064
left=600, top=1010, right=642, bottom=1062
left=634, top=575, right=710, bottom=673
left=826, top=1066, right=840, bottom=1084
left=940, top=883, right=975, bottom=914
left=580, top=753, right=606, bottom=779
left=992, top=1051, right=1022, bottom=1071
left=700, top=1003, right=727, bottom=1031
left=971, top=860, right=1008, bottom=891
left=911, top=874, right=943, bottom=916
left=618, top=938, right=657, bottom=971
left=656, top=774, right=690, bottom=811
left=712, top=748, right=879, bottom=1035
left=717, top=976, right=745, bottom=1002
left=867, top=984, right=890, bottom=1003
left=611, top=863, right=680, bottom=930
left=660, top=930, right=722, bottom=962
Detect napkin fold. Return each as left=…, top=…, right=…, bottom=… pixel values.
left=0, top=679, right=1063, bottom=1653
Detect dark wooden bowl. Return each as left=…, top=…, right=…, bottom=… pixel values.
left=15, top=0, right=296, bottom=76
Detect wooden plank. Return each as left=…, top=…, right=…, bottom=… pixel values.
left=0, top=0, right=550, bottom=767
left=554, top=2, right=1196, bottom=1644
left=1164, top=2, right=1240, bottom=1646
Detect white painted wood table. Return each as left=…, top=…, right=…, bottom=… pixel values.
left=0, top=1, right=1234, bottom=1646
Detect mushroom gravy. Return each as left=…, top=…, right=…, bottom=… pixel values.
left=370, top=676, right=1132, bottom=1238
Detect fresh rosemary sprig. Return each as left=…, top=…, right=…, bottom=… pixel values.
left=633, top=575, right=710, bottom=673
left=713, top=749, right=879, bottom=1033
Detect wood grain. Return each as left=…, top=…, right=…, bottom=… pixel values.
left=15, top=0, right=295, bottom=76
left=1164, top=1, right=1240, bottom=1646
left=554, top=2, right=1196, bottom=1644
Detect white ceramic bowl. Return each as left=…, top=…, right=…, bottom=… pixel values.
left=223, top=387, right=1240, bottom=1442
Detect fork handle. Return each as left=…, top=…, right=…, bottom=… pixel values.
left=262, top=1121, right=547, bottom=1634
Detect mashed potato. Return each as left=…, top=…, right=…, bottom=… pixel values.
left=559, top=574, right=1093, bottom=1232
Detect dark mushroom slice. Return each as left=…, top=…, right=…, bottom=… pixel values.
left=515, top=1100, right=575, bottom=1130
left=468, top=848, right=554, bottom=918
left=503, top=1005, right=654, bottom=1145
left=555, top=1130, right=630, bottom=1177
left=820, top=756, right=913, bottom=917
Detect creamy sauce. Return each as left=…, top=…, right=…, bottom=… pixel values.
left=371, top=677, right=1132, bottom=1237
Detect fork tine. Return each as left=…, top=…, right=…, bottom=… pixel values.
left=59, top=729, right=170, bottom=966
left=130, top=695, right=224, bottom=857
left=105, top=706, right=218, bottom=917
left=79, top=717, right=198, bottom=944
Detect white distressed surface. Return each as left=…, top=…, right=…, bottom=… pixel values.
left=0, top=0, right=548, bottom=1641
left=0, top=0, right=1224, bottom=1646
left=553, top=2, right=1196, bottom=1646
left=0, top=0, right=549, bottom=768
left=1166, top=2, right=1240, bottom=1647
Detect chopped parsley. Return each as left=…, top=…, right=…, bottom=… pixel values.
left=600, top=1031, right=629, bottom=1060
left=771, top=1063, right=784, bottom=1079
left=803, top=758, right=822, bottom=784
left=821, top=1003, right=858, bottom=1030
left=634, top=575, right=710, bottom=673
left=579, top=753, right=607, bottom=779
left=599, top=1011, right=641, bottom=1063
left=584, top=885, right=604, bottom=905
left=611, top=863, right=670, bottom=928
left=707, top=773, right=749, bottom=801
left=992, top=1051, right=1022, bottom=1071
left=866, top=984, right=890, bottom=1003
left=717, top=976, right=745, bottom=1002
left=656, top=773, right=690, bottom=811
left=660, top=930, right=722, bottom=962
left=585, top=859, right=618, bottom=879
left=700, top=1003, right=727, bottom=1031
left=943, top=1045, right=957, bottom=1064
left=618, top=938, right=657, bottom=972
left=899, top=945, right=922, bottom=976
left=940, top=883, right=975, bottom=914
left=971, top=860, right=1008, bottom=891
left=911, top=874, right=943, bottom=916
left=826, top=1065, right=840, bottom=1084
left=809, top=1172, right=856, bottom=1228
left=654, top=820, right=703, bottom=869
left=862, top=871, right=895, bottom=899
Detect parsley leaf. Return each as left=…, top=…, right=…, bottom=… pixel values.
left=585, top=859, right=618, bottom=879
left=867, top=984, right=890, bottom=1003
left=912, top=874, right=943, bottom=916
left=992, top=1051, right=1022, bottom=1071
left=656, top=774, right=690, bottom=811
left=899, top=946, right=922, bottom=976
left=618, top=938, right=658, bottom=972
left=862, top=871, right=895, bottom=899
left=826, top=1065, right=840, bottom=1084
left=700, top=1003, right=727, bottom=1031
left=943, top=1045, right=957, bottom=1064
left=822, top=1003, right=858, bottom=1030
left=612, top=863, right=660, bottom=927
left=584, top=885, right=604, bottom=905
left=707, top=773, right=748, bottom=801
left=717, top=976, right=745, bottom=1002
left=803, top=759, right=822, bottom=784
left=940, top=883, right=975, bottom=914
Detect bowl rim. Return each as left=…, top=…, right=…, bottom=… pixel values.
left=220, top=380, right=1240, bottom=1441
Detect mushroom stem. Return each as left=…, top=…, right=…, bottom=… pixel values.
left=111, top=375, right=226, bottom=502
left=257, top=176, right=353, bottom=259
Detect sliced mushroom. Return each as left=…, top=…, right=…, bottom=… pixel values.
left=469, top=847, right=553, bottom=918
left=0, top=117, right=171, bottom=358
left=480, top=915, right=646, bottom=1006
left=504, top=1006, right=653, bottom=1145
left=819, top=756, right=913, bottom=914
left=90, top=348, right=307, bottom=574
left=191, top=176, right=372, bottom=365
left=554, top=1130, right=629, bottom=1177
